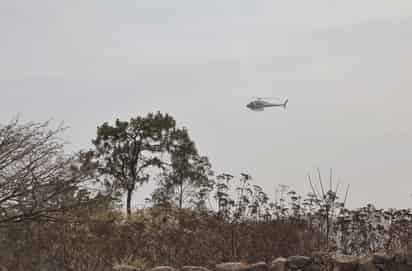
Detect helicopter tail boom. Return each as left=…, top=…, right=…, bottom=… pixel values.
left=282, top=99, right=288, bottom=108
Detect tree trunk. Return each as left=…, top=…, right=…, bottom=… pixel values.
left=178, top=184, right=183, bottom=210
left=231, top=224, right=236, bottom=259
left=127, top=188, right=133, bottom=217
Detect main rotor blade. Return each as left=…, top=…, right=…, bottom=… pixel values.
left=252, top=96, right=281, bottom=100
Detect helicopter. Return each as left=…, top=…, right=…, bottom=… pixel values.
left=246, top=97, right=288, bottom=111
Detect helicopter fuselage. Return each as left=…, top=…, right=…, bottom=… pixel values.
left=246, top=99, right=287, bottom=111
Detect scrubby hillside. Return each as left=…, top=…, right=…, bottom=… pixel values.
left=0, top=116, right=411, bottom=271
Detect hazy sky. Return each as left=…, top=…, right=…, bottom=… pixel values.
left=2, top=1, right=412, bottom=209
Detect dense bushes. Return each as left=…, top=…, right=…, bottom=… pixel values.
left=2, top=201, right=411, bottom=270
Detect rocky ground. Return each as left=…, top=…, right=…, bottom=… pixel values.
left=113, top=252, right=412, bottom=271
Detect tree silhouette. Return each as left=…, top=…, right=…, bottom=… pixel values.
left=0, top=118, right=96, bottom=225
left=89, top=112, right=192, bottom=216
left=152, top=127, right=213, bottom=210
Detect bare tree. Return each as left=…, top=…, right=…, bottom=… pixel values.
left=307, top=168, right=349, bottom=250
left=0, top=118, right=97, bottom=225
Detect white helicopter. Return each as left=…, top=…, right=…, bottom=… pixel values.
left=246, top=97, right=288, bottom=111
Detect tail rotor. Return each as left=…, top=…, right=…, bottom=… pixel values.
left=282, top=99, right=289, bottom=109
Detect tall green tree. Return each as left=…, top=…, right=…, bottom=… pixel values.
left=152, top=127, right=213, bottom=210
left=90, top=112, right=178, bottom=216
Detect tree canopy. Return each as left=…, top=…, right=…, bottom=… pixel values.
left=89, top=111, right=202, bottom=215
